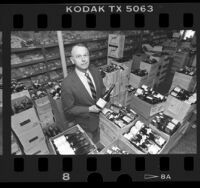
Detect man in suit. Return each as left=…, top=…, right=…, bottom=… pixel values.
left=61, top=43, right=106, bottom=145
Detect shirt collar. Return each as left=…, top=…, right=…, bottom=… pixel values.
left=75, top=68, right=90, bottom=77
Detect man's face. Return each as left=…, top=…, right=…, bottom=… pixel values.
left=71, top=46, right=90, bottom=71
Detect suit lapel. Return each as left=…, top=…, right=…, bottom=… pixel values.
left=73, top=71, right=94, bottom=103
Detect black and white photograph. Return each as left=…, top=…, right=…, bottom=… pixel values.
left=0, top=31, right=2, bottom=155
left=11, top=30, right=197, bottom=155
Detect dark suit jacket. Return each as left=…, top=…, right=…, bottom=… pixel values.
left=61, top=65, right=106, bottom=133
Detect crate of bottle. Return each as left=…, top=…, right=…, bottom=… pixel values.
left=164, top=95, right=196, bottom=123
left=100, top=138, right=137, bottom=154
left=170, top=72, right=196, bottom=92
left=99, top=107, right=139, bottom=142
left=49, top=124, right=97, bottom=155
left=130, top=95, right=165, bottom=120
left=12, top=107, right=41, bottom=136
left=120, top=120, right=170, bottom=154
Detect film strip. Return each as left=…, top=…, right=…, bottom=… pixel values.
left=0, top=3, right=199, bottom=182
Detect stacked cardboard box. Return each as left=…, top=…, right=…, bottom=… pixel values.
left=170, top=51, right=189, bottom=74
left=140, top=59, right=160, bottom=88
left=11, top=91, right=49, bottom=155
left=34, top=96, right=55, bottom=129
left=107, top=34, right=125, bottom=58
left=129, top=73, right=148, bottom=88
left=132, top=53, right=149, bottom=71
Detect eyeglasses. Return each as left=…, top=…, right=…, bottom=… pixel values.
left=73, top=54, right=89, bottom=59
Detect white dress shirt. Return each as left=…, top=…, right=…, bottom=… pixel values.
left=75, top=68, right=97, bottom=99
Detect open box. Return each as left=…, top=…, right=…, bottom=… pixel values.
left=120, top=120, right=170, bottom=154
left=49, top=124, right=97, bottom=155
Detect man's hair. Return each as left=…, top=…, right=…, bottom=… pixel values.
left=71, top=43, right=88, bottom=56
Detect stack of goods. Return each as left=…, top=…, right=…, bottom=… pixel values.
left=140, top=57, right=159, bottom=88
left=43, top=125, right=62, bottom=139
left=123, top=120, right=167, bottom=154
left=11, top=35, right=37, bottom=49
left=50, top=124, right=97, bottom=155
left=99, top=104, right=138, bottom=147
left=164, top=86, right=196, bottom=123
left=130, top=85, right=167, bottom=119
left=150, top=112, right=181, bottom=136
left=11, top=91, right=49, bottom=155
left=108, top=34, right=125, bottom=59
left=132, top=53, right=149, bottom=71
left=102, top=104, right=138, bottom=129
left=129, top=69, right=148, bottom=88
left=170, top=50, right=190, bottom=74
left=170, top=66, right=196, bottom=92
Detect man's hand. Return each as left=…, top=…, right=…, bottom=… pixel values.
left=89, top=105, right=100, bottom=113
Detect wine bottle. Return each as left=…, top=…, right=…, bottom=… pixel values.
left=96, top=84, right=115, bottom=109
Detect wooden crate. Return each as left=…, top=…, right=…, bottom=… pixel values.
left=100, top=138, right=138, bottom=154
left=130, top=94, right=165, bottom=120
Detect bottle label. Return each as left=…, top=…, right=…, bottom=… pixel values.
left=96, top=98, right=107, bottom=109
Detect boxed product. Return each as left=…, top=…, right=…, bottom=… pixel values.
left=11, top=107, right=41, bottom=136
left=129, top=72, right=148, bottom=88
left=100, top=138, right=136, bottom=154
left=132, top=53, right=149, bottom=70
left=170, top=71, right=196, bottom=92
left=129, top=86, right=166, bottom=120
left=49, top=124, right=97, bottom=155
left=108, top=34, right=125, bottom=47
left=11, top=89, right=31, bottom=100
left=17, top=124, right=46, bottom=151
left=108, top=45, right=124, bottom=59
left=99, top=105, right=138, bottom=145
left=140, top=60, right=159, bottom=78
left=164, top=95, right=196, bottom=123
left=121, top=120, right=169, bottom=154
left=24, top=140, right=50, bottom=155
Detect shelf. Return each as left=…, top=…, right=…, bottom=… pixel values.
left=11, top=36, right=108, bottom=53
left=11, top=46, right=42, bottom=53
left=11, top=58, right=46, bottom=68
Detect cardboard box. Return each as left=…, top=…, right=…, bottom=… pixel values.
left=12, top=107, right=41, bottom=136
left=130, top=94, right=165, bottom=120
left=25, top=140, right=50, bottom=155
left=170, top=72, right=196, bottom=92
left=140, top=61, right=159, bottom=78
left=108, top=34, right=125, bottom=47
left=39, top=110, right=55, bottom=129
left=108, top=45, right=124, bottom=58
left=17, top=124, right=45, bottom=151
left=34, top=96, right=52, bottom=115
left=164, top=95, right=196, bottom=123
left=100, top=138, right=138, bottom=154
left=49, top=124, right=97, bottom=155
left=132, top=53, right=149, bottom=70
left=120, top=122, right=169, bottom=154
left=100, top=129, right=113, bottom=148
left=11, top=90, right=31, bottom=100
left=129, top=73, right=148, bottom=88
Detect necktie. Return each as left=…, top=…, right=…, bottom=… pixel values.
left=85, top=72, right=96, bottom=100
